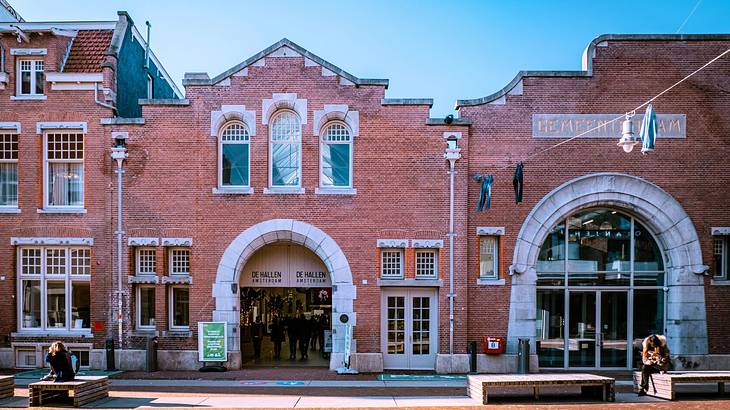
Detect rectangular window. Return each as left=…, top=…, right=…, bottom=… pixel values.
left=479, top=236, right=499, bottom=279
left=0, top=133, right=18, bottom=207
left=137, top=286, right=155, bottom=329
left=18, top=246, right=91, bottom=332
left=136, top=248, right=157, bottom=275
left=45, top=132, right=84, bottom=208
left=170, top=286, right=189, bottom=330
left=415, top=249, right=437, bottom=278
left=169, top=249, right=190, bottom=275
left=714, top=238, right=729, bottom=280
left=381, top=249, right=403, bottom=278
left=18, top=59, right=44, bottom=96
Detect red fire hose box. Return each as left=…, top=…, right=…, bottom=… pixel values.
left=484, top=336, right=504, bottom=354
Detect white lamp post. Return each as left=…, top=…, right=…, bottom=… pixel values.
left=110, top=132, right=128, bottom=351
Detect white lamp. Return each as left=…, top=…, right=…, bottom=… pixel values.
left=617, top=113, right=639, bottom=153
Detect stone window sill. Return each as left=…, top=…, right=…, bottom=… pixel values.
left=477, top=278, right=506, bottom=286
left=37, top=208, right=87, bottom=214
left=711, top=279, right=730, bottom=286
left=263, top=187, right=305, bottom=195
left=163, top=330, right=192, bottom=338
left=315, top=187, right=357, bottom=195
left=12, top=330, right=93, bottom=338
left=130, top=330, right=158, bottom=337
left=378, top=278, right=443, bottom=287
left=11, top=95, right=47, bottom=100
left=0, top=207, right=20, bottom=213
left=212, top=186, right=253, bottom=195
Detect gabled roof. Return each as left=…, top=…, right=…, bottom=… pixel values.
left=63, top=29, right=114, bottom=72
left=183, top=38, right=389, bottom=88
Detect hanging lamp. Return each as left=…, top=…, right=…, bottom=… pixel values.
left=617, top=112, right=640, bottom=153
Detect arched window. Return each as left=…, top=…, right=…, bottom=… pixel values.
left=269, top=111, right=301, bottom=187
left=218, top=122, right=250, bottom=188
left=320, top=122, right=352, bottom=188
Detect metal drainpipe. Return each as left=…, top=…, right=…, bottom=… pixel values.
left=116, top=159, right=123, bottom=347
left=448, top=159, right=455, bottom=356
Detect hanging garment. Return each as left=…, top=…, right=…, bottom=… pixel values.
left=513, top=162, right=524, bottom=204
left=640, top=104, right=657, bottom=154
left=475, top=174, right=493, bottom=212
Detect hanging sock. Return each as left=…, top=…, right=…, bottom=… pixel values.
left=640, top=104, right=657, bottom=155
left=513, top=162, right=524, bottom=204
left=475, top=174, right=493, bottom=212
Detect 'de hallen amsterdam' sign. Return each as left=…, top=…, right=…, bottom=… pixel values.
left=240, top=244, right=331, bottom=288
left=532, top=114, right=686, bottom=139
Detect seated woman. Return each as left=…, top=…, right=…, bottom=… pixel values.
left=638, top=334, right=670, bottom=396
left=41, top=341, right=76, bottom=383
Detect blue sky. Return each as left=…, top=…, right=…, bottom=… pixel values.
left=11, top=0, right=729, bottom=116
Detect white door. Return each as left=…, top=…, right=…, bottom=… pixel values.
left=381, top=288, right=438, bottom=370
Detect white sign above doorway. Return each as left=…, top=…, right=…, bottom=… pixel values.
left=240, top=244, right=331, bottom=288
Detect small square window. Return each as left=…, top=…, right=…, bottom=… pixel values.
left=479, top=236, right=499, bottom=279
left=169, top=249, right=190, bottom=275
left=714, top=238, right=729, bottom=280
left=137, top=248, right=157, bottom=275
left=381, top=249, right=403, bottom=278
left=415, top=249, right=438, bottom=278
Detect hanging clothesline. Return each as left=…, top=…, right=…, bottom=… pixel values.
left=491, top=46, right=730, bottom=172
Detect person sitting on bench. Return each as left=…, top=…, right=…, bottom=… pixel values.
left=40, top=341, right=76, bottom=383
left=638, top=334, right=670, bottom=396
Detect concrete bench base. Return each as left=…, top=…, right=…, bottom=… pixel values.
left=468, top=373, right=615, bottom=404
left=29, top=375, right=108, bottom=407
left=633, top=371, right=730, bottom=401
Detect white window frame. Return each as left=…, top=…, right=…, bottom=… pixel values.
left=168, top=248, right=190, bottom=276
left=42, top=131, right=85, bottom=211
left=168, top=285, right=189, bottom=331
left=0, top=132, right=18, bottom=209
left=16, top=58, right=44, bottom=96
left=415, top=249, right=438, bottom=279
left=136, top=285, right=156, bottom=330
left=268, top=110, right=302, bottom=189
left=136, top=247, right=157, bottom=276
left=16, top=246, right=91, bottom=334
left=714, top=237, right=728, bottom=280
left=479, top=236, right=499, bottom=280
left=381, top=248, right=404, bottom=279
left=147, top=73, right=153, bottom=99
left=319, top=121, right=353, bottom=189
left=217, top=121, right=251, bottom=189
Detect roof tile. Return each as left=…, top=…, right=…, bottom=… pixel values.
left=63, top=30, right=113, bottom=73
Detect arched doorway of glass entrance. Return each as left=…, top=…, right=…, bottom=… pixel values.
left=535, top=208, right=665, bottom=369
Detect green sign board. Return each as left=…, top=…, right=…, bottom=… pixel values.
left=198, top=322, right=227, bottom=362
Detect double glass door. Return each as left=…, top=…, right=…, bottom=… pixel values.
left=568, top=290, right=628, bottom=368
left=381, top=289, right=438, bottom=370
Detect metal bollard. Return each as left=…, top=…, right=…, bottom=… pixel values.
left=105, top=338, right=116, bottom=371
left=468, top=341, right=477, bottom=373
left=145, top=336, right=158, bottom=372
left=517, top=338, right=530, bottom=374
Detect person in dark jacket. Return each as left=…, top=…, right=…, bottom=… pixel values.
left=251, top=316, right=264, bottom=360
left=638, top=334, right=670, bottom=396
left=298, top=314, right=310, bottom=360
left=270, top=315, right=285, bottom=360
left=285, top=315, right=298, bottom=360
left=43, top=341, right=75, bottom=382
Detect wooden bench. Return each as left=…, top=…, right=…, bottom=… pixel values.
left=468, top=373, right=615, bottom=404
left=633, top=371, right=730, bottom=400
left=0, top=376, right=13, bottom=399
left=29, top=375, right=108, bottom=407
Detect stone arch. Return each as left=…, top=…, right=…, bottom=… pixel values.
left=212, top=219, right=355, bottom=369
left=507, top=173, right=708, bottom=357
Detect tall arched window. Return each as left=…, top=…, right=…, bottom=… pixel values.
left=269, top=111, right=301, bottom=187
left=320, top=122, right=352, bottom=188
left=218, top=122, right=250, bottom=188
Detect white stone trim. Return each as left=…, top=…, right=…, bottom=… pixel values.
left=212, top=187, right=253, bottom=195
left=10, top=48, right=46, bottom=56
left=45, top=72, right=103, bottom=83
left=377, top=239, right=409, bottom=248
left=210, top=105, right=256, bottom=137
left=443, top=131, right=462, bottom=140
left=10, top=95, right=46, bottom=101
left=36, top=121, right=87, bottom=134
left=476, top=226, right=506, bottom=236
left=476, top=278, right=506, bottom=286
left=162, top=275, right=192, bottom=285
left=711, top=227, right=730, bottom=235
left=262, top=93, right=307, bottom=125
left=128, top=275, right=159, bottom=284
left=0, top=122, right=20, bottom=133
left=314, top=187, right=357, bottom=196
left=411, top=239, right=443, bottom=248
left=263, top=187, right=305, bottom=195
left=268, top=45, right=301, bottom=57
left=127, top=237, right=159, bottom=247
left=313, top=104, right=359, bottom=137
left=0, top=207, right=20, bottom=213
left=11, top=237, right=93, bottom=246
left=161, top=237, right=193, bottom=247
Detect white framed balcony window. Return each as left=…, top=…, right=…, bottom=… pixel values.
left=136, top=285, right=156, bottom=330
left=218, top=121, right=250, bottom=188
left=136, top=248, right=157, bottom=275
left=0, top=133, right=18, bottom=208
left=17, top=59, right=44, bottom=96
left=320, top=122, right=352, bottom=188
left=43, top=132, right=84, bottom=210
left=17, top=246, right=91, bottom=333
left=169, top=248, right=190, bottom=276
left=169, top=285, right=189, bottom=330
left=381, top=249, right=404, bottom=279
left=415, top=249, right=438, bottom=279
left=479, top=236, right=499, bottom=279
left=269, top=110, right=301, bottom=188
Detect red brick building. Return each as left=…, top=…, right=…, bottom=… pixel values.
left=0, top=6, right=728, bottom=373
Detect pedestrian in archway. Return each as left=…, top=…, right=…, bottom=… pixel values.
left=285, top=315, right=298, bottom=360
left=271, top=314, right=284, bottom=360
left=298, top=314, right=310, bottom=360
left=252, top=316, right=264, bottom=361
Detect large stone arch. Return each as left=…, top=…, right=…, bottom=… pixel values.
left=507, top=173, right=708, bottom=359
left=212, top=219, right=356, bottom=369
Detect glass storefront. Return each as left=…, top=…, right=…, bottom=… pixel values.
left=535, top=208, right=666, bottom=369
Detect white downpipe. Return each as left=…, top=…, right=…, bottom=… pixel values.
left=448, top=160, right=455, bottom=356
left=94, top=82, right=116, bottom=111
left=115, top=159, right=123, bottom=347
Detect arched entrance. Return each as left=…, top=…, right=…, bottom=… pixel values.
left=508, top=173, right=708, bottom=368
left=212, top=219, right=356, bottom=369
